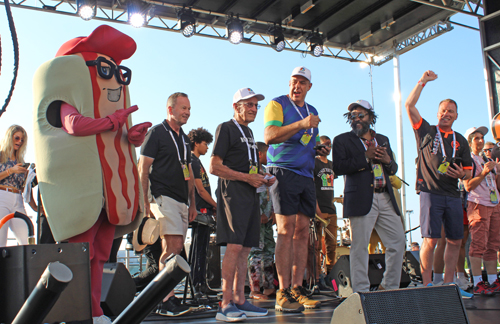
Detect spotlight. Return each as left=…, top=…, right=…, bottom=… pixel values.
left=307, top=31, right=324, bottom=57
left=269, top=26, right=285, bottom=52
left=178, top=9, right=196, bottom=38
left=127, top=1, right=147, bottom=28
left=226, top=16, right=243, bottom=45
left=76, top=0, right=96, bottom=21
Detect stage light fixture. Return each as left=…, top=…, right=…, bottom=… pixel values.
left=178, top=9, right=196, bottom=38
left=127, top=1, right=147, bottom=28
left=226, top=16, right=243, bottom=45
left=76, top=0, right=96, bottom=21
left=307, top=31, right=324, bottom=57
left=269, top=26, right=285, bottom=52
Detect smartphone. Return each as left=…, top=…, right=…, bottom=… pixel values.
left=380, top=142, right=388, bottom=148
left=451, top=157, right=462, bottom=167
left=313, top=144, right=326, bottom=151
left=22, top=162, right=30, bottom=169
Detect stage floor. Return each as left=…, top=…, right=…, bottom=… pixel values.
left=137, top=291, right=500, bottom=324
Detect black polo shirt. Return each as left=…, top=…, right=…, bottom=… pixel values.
left=141, top=120, right=191, bottom=204
left=191, top=153, right=212, bottom=210
left=413, top=118, right=472, bottom=197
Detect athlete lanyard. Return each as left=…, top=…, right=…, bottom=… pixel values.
left=359, top=137, right=384, bottom=180
left=232, top=118, right=258, bottom=167
left=436, top=126, right=456, bottom=160
left=288, top=96, right=313, bottom=135
left=163, top=123, right=187, bottom=164
left=475, top=154, right=496, bottom=191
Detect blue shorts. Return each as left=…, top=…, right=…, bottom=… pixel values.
left=268, top=167, right=316, bottom=218
left=419, top=191, right=464, bottom=240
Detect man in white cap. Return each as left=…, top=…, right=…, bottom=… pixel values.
left=405, top=70, right=473, bottom=297
left=331, top=100, right=405, bottom=293
left=210, top=88, right=275, bottom=322
left=264, top=67, right=327, bottom=312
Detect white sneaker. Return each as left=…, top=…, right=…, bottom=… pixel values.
left=93, top=315, right=112, bottom=324
left=456, top=276, right=473, bottom=290
left=432, top=280, right=443, bottom=286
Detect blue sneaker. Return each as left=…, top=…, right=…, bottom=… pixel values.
left=235, top=300, right=268, bottom=317
left=216, top=301, right=247, bottom=322
left=446, top=282, right=474, bottom=299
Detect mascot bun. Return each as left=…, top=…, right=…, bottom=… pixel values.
left=33, top=25, right=143, bottom=241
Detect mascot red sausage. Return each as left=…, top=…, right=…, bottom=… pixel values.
left=33, top=25, right=150, bottom=323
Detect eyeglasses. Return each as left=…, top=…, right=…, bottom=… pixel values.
left=484, top=148, right=493, bottom=152
left=13, top=136, right=24, bottom=143
left=86, top=57, right=132, bottom=85
left=349, top=113, right=366, bottom=120
left=241, top=102, right=261, bottom=110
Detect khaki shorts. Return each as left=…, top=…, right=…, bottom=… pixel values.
left=152, top=195, right=189, bottom=239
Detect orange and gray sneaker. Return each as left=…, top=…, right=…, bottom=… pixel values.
left=290, top=286, right=321, bottom=309
left=275, top=288, right=304, bottom=313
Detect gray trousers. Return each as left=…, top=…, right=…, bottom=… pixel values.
left=349, top=192, right=405, bottom=292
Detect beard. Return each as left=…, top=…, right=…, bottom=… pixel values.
left=351, top=120, right=371, bottom=137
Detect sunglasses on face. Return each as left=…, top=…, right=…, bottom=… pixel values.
left=349, top=113, right=366, bottom=120
left=14, top=136, right=24, bottom=143
left=86, top=57, right=132, bottom=85
left=241, top=102, right=261, bottom=110
left=484, top=148, right=493, bottom=152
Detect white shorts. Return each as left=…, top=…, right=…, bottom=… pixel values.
left=152, top=195, right=188, bottom=239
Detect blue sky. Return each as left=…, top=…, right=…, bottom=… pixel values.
left=0, top=8, right=488, bottom=246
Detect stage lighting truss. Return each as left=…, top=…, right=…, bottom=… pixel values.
left=127, top=1, right=147, bottom=28
left=76, top=0, right=96, bottom=21
left=177, top=9, right=196, bottom=38
left=269, top=25, right=285, bottom=52
left=307, top=31, right=324, bottom=57
left=226, top=16, right=243, bottom=45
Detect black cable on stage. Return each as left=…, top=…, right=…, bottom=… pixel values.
left=0, top=0, right=20, bottom=118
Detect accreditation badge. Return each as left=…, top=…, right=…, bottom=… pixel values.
left=437, top=161, right=450, bottom=175
left=373, top=164, right=383, bottom=179
left=182, top=163, right=190, bottom=180
left=491, top=191, right=498, bottom=204
left=300, top=132, right=312, bottom=146
left=249, top=164, right=258, bottom=175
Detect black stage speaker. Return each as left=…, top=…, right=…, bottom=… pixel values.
left=101, top=262, right=136, bottom=317
left=206, top=242, right=221, bottom=288
left=330, top=285, right=469, bottom=324
left=0, top=243, right=92, bottom=324
left=327, top=254, right=410, bottom=297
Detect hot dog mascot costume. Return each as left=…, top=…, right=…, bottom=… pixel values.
left=33, top=25, right=150, bottom=321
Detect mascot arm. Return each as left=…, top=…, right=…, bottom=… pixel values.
left=128, top=122, right=153, bottom=146
left=60, top=103, right=139, bottom=136
left=61, top=102, right=114, bottom=136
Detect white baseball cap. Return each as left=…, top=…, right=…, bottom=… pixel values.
left=233, top=88, right=265, bottom=104
left=291, top=66, right=312, bottom=82
left=465, top=126, right=488, bottom=140
left=348, top=99, right=374, bottom=112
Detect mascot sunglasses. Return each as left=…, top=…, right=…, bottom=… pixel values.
left=86, top=56, right=132, bottom=85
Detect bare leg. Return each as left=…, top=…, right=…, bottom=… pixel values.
left=457, top=226, right=469, bottom=275
left=420, top=237, right=439, bottom=286
left=159, top=234, right=185, bottom=301
left=234, top=247, right=252, bottom=305
left=469, top=256, right=482, bottom=277
left=275, top=214, right=296, bottom=289
left=291, top=213, right=311, bottom=288
left=443, top=238, right=462, bottom=283
left=219, top=244, right=245, bottom=308
left=433, top=227, right=446, bottom=278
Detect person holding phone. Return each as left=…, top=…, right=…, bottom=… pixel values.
left=0, top=125, right=30, bottom=247
left=463, top=127, right=500, bottom=295
left=405, top=70, right=473, bottom=297
left=331, top=100, right=405, bottom=293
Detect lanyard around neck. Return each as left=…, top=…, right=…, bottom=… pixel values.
left=288, top=96, right=313, bottom=135
left=232, top=118, right=258, bottom=165
left=474, top=154, right=496, bottom=190
left=436, top=126, right=456, bottom=159
left=359, top=137, right=379, bottom=151
left=163, top=122, right=187, bottom=164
